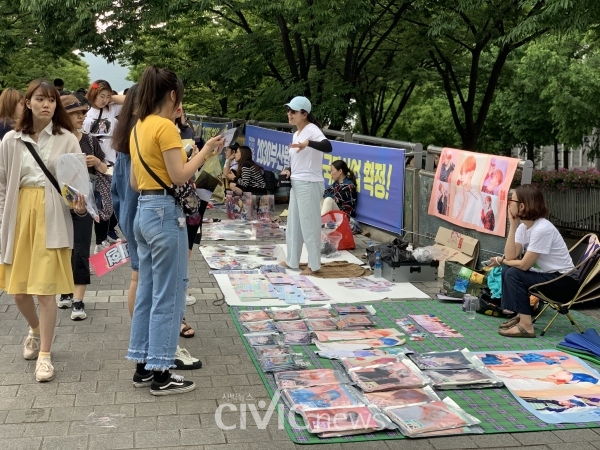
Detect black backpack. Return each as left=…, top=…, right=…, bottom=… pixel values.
left=263, top=170, right=279, bottom=192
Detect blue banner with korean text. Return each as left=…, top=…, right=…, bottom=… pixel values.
left=245, top=125, right=405, bottom=233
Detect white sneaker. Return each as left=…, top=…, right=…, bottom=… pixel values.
left=107, top=231, right=122, bottom=243
left=71, top=301, right=87, bottom=321
left=174, top=346, right=202, bottom=370
left=57, top=294, right=72, bottom=309
left=23, top=332, right=40, bottom=360
left=94, top=241, right=110, bottom=254
left=185, top=294, right=197, bottom=306
left=35, top=358, right=55, bottom=382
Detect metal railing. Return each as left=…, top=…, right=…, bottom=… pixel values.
left=545, top=189, right=600, bottom=233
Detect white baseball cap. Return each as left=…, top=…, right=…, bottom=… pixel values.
left=284, top=96, right=311, bottom=113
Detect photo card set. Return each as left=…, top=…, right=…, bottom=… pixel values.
left=259, top=352, right=310, bottom=373
left=300, top=306, right=337, bottom=319
left=364, top=386, right=441, bottom=409
left=244, top=332, right=281, bottom=347
left=409, top=349, right=502, bottom=389
left=333, top=304, right=373, bottom=315
left=266, top=308, right=302, bottom=321
left=343, top=355, right=430, bottom=392
left=275, top=368, right=351, bottom=389
left=283, top=331, right=313, bottom=345
left=334, top=315, right=377, bottom=330
left=300, top=405, right=391, bottom=437
left=281, top=383, right=364, bottom=411
left=386, top=397, right=481, bottom=437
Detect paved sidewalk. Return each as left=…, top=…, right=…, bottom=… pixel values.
left=1, top=206, right=599, bottom=450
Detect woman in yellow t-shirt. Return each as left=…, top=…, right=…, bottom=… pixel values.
left=127, top=66, right=224, bottom=396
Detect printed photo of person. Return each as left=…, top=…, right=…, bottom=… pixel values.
left=481, top=158, right=508, bottom=196
left=480, top=195, right=496, bottom=231
left=450, top=154, right=486, bottom=223
left=435, top=181, right=450, bottom=215
left=438, top=149, right=456, bottom=182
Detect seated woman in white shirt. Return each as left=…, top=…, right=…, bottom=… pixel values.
left=488, top=185, right=578, bottom=338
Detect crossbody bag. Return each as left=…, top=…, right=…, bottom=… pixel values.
left=22, top=141, right=61, bottom=194
left=133, top=126, right=200, bottom=215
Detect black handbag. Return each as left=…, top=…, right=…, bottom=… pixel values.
left=133, top=126, right=200, bottom=216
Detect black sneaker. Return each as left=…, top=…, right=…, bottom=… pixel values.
left=133, top=371, right=154, bottom=388
left=71, top=301, right=87, bottom=321
left=150, top=373, right=196, bottom=396
left=57, top=294, right=73, bottom=309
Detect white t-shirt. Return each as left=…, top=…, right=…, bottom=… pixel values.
left=515, top=218, right=574, bottom=273
left=83, top=104, right=122, bottom=164
left=290, top=123, right=327, bottom=183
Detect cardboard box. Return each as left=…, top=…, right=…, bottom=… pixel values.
left=432, top=227, right=480, bottom=277
left=382, top=260, right=438, bottom=283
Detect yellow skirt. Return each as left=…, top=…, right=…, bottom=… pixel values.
left=0, top=187, right=73, bottom=295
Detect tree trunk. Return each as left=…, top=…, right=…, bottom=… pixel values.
left=554, top=140, right=559, bottom=171
left=527, top=141, right=535, bottom=165
left=564, top=146, right=569, bottom=169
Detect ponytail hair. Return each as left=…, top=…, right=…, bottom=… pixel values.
left=332, top=160, right=356, bottom=183
left=302, top=110, right=323, bottom=129
left=112, top=83, right=140, bottom=155
left=137, top=66, right=184, bottom=120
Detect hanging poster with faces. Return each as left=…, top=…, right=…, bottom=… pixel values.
left=428, top=148, right=519, bottom=237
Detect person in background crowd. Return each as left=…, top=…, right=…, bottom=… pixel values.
left=227, top=145, right=267, bottom=195
left=57, top=94, right=108, bottom=320
left=488, top=185, right=578, bottom=338
left=279, top=96, right=332, bottom=276
left=0, top=88, right=24, bottom=141
left=128, top=66, right=224, bottom=395
left=0, top=79, right=86, bottom=382
left=53, top=78, right=66, bottom=96
left=223, top=143, right=239, bottom=189
left=83, top=80, right=125, bottom=253
left=321, top=160, right=357, bottom=217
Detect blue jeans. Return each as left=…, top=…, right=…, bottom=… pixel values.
left=127, top=194, right=188, bottom=371
left=111, top=152, right=140, bottom=271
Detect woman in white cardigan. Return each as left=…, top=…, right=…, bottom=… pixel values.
left=0, top=79, right=86, bottom=383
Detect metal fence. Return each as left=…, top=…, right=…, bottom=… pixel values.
left=544, top=189, right=600, bottom=233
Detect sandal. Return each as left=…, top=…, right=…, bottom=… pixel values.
left=498, top=324, right=536, bottom=338
left=180, top=320, right=195, bottom=338
left=499, top=317, right=520, bottom=330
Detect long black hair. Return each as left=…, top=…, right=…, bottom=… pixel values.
left=137, top=66, right=184, bottom=120
left=236, top=145, right=260, bottom=173
left=332, top=160, right=356, bottom=183
left=302, top=110, right=323, bottom=129
left=111, top=83, right=139, bottom=155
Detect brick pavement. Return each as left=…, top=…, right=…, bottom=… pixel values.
left=1, top=206, right=600, bottom=449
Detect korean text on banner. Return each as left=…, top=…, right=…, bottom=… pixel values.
left=323, top=141, right=404, bottom=233
left=89, top=242, right=130, bottom=277
left=246, top=125, right=405, bottom=233
left=428, top=147, right=519, bottom=237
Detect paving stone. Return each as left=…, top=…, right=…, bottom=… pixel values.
left=470, top=434, right=522, bottom=447
left=223, top=425, right=272, bottom=443
left=548, top=443, right=600, bottom=450
left=5, top=408, right=50, bottom=424
left=0, top=410, right=7, bottom=424
left=180, top=427, right=226, bottom=446
left=135, top=430, right=180, bottom=448
left=553, top=429, right=600, bottom=442
left=514, top=431, right=565, bottom=445
left=42, top=434, right=88, bottom=450
left=386, top=440, right=435, bottom=450
left=0, top=423, right=27, bottom=438
left=33, top=395, right=75, bottom=408
left=134, top=402, right=177, bottom=417
left=89, top=432, right=134, bottom=449
left=0, top=437, right=43, bottom=450
left=56, top=381, right=97, bottom=395
left=176, top=400, right=219, bottom=415
left=74, top=392, right=116, bottom=406
left=429, top=435, right=479, bottom=449
left=156, top=414, right=200, bottom=430
left=23, top=421, right=70, bottom=437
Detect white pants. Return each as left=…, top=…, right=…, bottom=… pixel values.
left=286, top=180, right=324, bottom=271
left=320, top=197, right=340, bottom=216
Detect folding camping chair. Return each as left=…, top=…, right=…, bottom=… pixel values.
left=530, top=233, right=600, bottom=336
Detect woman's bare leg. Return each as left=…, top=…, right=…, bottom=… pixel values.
left=13, top=294, right=40, bottom=330
left=36, top=295, right=57, bottom=353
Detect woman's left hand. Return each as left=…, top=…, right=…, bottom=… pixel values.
left=74, top=194, right=87, bottom=215
left=290, top=140, right=309, bottom=152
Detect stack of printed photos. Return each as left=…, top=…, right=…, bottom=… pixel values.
left=384, top=397, right=482, bottom=437
left=341, top=354, right=430, bottom=392
left=409, top=349, right=503, bottom=389
left=299, top=405, right=391, bottom=437
left=255, top=345, right=310, bottom=372
left=334, top=315, right=377, bottom=330
left=333, top=304, right=374, bottom=315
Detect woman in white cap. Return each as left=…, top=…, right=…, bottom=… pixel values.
left=280, top=96, right=332, bottom=275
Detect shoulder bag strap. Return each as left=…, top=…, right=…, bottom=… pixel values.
left=22, top=140, right=61, bottom=194
left=133, top=126, right=174, bottom=194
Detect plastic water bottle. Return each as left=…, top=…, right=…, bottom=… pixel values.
left=374, top=252, right=383, bottom=278
left=464, top=295, right=479, bottom=319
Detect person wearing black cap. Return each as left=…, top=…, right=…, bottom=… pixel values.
left=279, top=96, right=332, bottom=275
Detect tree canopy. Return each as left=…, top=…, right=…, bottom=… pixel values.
left=15, top=0, right=600, bottom=161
